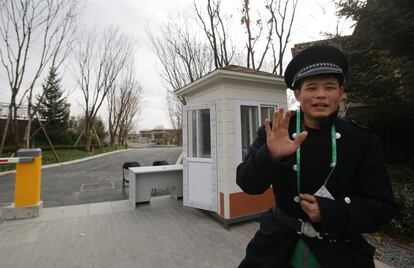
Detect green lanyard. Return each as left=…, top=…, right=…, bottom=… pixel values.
left=295, top=109, right=337, bottom=196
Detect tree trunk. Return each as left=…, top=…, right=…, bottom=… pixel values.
left=11, top=107, right=20, bottom=148
left=84, top=122, right=92, bottom=152
left=24, top=102, right=33, bottom=148
left=109, top=130, right=115, bottom=146
left=177, top=128, right=182, bottom=146
left=0, top=106, right=12, bottom=156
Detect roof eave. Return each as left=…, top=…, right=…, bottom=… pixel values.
left=175, top=69, right=285, bottom=97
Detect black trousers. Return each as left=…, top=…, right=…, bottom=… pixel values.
left=238, top=229, right=298, bottom=268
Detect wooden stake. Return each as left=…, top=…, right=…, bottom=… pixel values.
left=93, top=125, right=102, bottom=150
left=74, top=128, right=85, bottom=147
left=36, top=113, right=60, bottom=162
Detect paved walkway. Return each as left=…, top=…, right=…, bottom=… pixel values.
left=0, top=147, right=182, bottom=207
left=0, top=197, right=257, bottom=268
left=0, top=198, right=395, bottom=268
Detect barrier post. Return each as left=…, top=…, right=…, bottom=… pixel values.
left=4, top=148, right=43, bottom=220
left=14, top=148, right=42, bottom=207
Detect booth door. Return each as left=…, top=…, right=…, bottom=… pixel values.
left=183, top=104, right=217, bottom=212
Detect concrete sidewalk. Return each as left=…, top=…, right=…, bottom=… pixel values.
left=0, top=197, right=255, bottom=268
left=0, top=196, right=393, bottom=268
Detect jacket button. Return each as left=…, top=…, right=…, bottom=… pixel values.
left=336, top=132, right=341, bottom=139
left=344, top=197, right=351, bottom=204
left=293, top=164, right=298, bottom=171
left=292, top=132, right=297, bottom=139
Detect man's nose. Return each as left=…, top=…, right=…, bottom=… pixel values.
left=314, top=87, right=327, bottom=98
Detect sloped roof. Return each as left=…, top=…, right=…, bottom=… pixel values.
left=219, top=65, right=283, bottom=78
left=175, top=65, right=285, bottom=96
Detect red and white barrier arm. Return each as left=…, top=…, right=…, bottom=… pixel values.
left=0, top=157, right=34, bottom=164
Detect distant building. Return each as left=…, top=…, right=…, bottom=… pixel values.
left=136, top=129, right=181, bottom=145
left=0, top=103, right=30, bottom=145
left=0, top=102, right=73, bottom=146
left=0, top=102, right=29, bottom=120
left=69, top=116, right=79, bottom=131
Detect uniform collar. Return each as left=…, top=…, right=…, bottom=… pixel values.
left=300, top=108, right=339, bottom=131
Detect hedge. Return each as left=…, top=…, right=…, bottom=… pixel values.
left=384, top=165, right=414, bottom=238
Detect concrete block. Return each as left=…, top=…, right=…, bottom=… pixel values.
left=5, top=201, right=43, bottom=220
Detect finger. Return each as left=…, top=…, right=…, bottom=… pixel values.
left=293, top=131, right=308, bottom=147
left=272, top=110, right=279, bottom=129
left=264, top=119, right=270, bottom=135
left=283, top=110, right=291, bottom=129
left=299, top=194, right=316, bottom=203
left=300, top=200, right=314, bottom=214
left=278, top=107, right=284, bottom=128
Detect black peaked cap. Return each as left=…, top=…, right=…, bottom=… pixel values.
left=284, top=45, right=348, bottom=90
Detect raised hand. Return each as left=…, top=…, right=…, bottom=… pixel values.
left=264, top=108, right=308, bottom=161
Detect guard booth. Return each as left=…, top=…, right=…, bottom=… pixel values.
left=175, top=65, right=287, bottom=224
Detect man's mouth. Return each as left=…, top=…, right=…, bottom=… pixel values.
left=312, top=103, right=329, bottom=108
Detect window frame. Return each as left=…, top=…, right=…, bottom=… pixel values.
left=187, top=109, right=211, bottom=159
left=235, top=101, right=279, bottom=164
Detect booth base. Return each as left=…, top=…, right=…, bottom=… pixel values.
left=5, top=201, right=43, bottom=220
left=209, top=210, right=265, bottom=228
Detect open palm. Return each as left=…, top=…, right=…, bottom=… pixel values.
left=264, top=108, right=308, bottom=161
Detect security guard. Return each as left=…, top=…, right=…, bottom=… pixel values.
left=237, top=45, right=398, bottom=268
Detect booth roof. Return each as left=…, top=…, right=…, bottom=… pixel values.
left=220, top=65, right=283, bottom=78
left=175, top=64, right=285, bottom=97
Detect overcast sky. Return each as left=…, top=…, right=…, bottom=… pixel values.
left=0, top=0, right=354, bottom=131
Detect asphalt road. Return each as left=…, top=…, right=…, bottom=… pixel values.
left=0, top=147, right=182, bottom=207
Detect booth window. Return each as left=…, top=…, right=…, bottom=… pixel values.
left=240, top=104, right=277, bottom=160
left=187, top=109, right=211, bottom=158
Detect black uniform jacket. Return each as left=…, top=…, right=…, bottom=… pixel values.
left=236, top=111, right=398, bottom=268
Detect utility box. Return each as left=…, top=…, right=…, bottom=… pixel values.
left=175, top=65, right=287, bottom=224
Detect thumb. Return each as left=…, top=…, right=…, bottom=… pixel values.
left=293, top=131, right=308, bottom=147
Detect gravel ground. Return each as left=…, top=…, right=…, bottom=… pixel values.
left=365, top=233, right=414, bottom=268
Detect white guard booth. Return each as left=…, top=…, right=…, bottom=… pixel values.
left=175, top=65, right=287, bottom=224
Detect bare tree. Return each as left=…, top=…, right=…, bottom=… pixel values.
left=165, top=87, right=185, bottom=145
left=194, top=0, right=235, bottom=69
left=0, top=0, right=79, bottom=155
left=73, top=27, right=133, bottom=152
left=241, top=0, right=274, bottom=70
left=269, top=0, right=299, bottom=75
left=148, top=15, right=214, bottom=136
left=117, top=88, right=142, bottom=146
left=107, top=62, right=144, bottom=146
left=240, top=0, right=298, bottom=73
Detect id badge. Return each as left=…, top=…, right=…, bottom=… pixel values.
left=314, top=185, right=335, bottom=200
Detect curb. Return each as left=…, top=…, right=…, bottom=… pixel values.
left=0, top=149, right=130, bottom=177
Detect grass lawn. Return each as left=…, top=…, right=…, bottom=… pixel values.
left=0, top=146, right=125, bottom=173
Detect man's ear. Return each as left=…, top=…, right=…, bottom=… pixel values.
left=339, top=86, right=344, bottom=99
left=294, top=89, right=301, bottom=102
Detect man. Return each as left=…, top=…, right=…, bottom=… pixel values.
left=237, top=45, right=398, bottom=268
